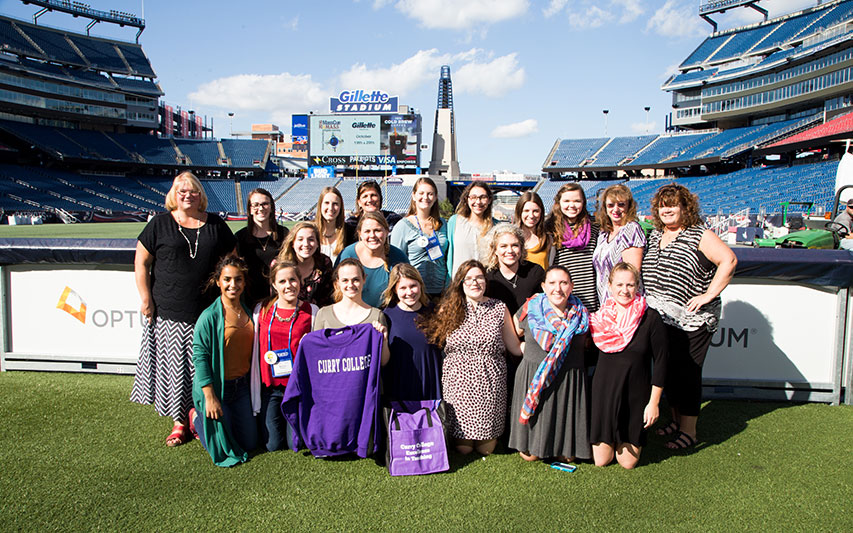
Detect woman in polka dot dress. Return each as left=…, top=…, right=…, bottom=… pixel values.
left=421, top=259, right=523, bottom=456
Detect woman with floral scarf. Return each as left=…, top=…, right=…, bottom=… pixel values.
left=508, top=265, right=591, bottom=463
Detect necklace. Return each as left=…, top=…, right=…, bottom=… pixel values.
left=508, top=272, right=518, bottom=289
left=257, top=234, right=271, bottom=252
left=274, top=306, right=298, bottom=323
left=224, top=302, right=242, bottom=321
left=177, top=217, right=201, bottom=259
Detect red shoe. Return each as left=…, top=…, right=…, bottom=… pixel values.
left=165, top=423, right=191, bottom=447
left=187, top=408, right=199, bottom=439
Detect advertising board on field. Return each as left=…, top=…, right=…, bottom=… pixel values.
left=7, top=266, right=141, bottom=366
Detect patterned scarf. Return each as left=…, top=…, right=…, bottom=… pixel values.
left=561, top=219, right=591, bottom=249
left=518, top=293, right=589, bottom=425
left=589, top=294, right=647, bottom=353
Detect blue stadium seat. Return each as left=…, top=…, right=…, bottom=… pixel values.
left=201, top=180, right=238, bottom=213
left=279, top=177, right=341, bottom=215
left=547, top=138, right=609, bottom=168
left=220, top=139, right=269, bottom=167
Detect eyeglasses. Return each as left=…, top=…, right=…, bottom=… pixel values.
left=250, top=202, right=271, bottom=210
left=177, top=189, right=200, bottom=197
left=468, top=195, right=489, bottom=202
left=463, top=275, right=485, bottom=285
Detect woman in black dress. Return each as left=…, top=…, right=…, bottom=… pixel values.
left=235, top=188, right=288, bottom=307
left=589, top=263, right=667, bottom=468
left=483, top=223, right=545, bottom=316
left=131, top=171, right=236, bottom=447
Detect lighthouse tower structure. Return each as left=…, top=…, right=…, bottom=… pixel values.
left=428, top=65, right=461, bottom=178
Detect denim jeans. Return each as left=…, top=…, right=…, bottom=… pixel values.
left=194, top=374, right=258, bottom=453
left=259, top=385, right=295, bottom=451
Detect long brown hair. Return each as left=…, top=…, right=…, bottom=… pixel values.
left=245, top=188, right=283, bottom=241
left=549, top=182, right=590, bottom=247
left=353, top=180, right=383, bottom=218
left=315, top=186, right=345, bottom=257
left=514, top=191, right=548, bottom=254
left=420, top=260, right=486, bottom=347
left=455, top=182, right=494, bottom=236
left=277, top=221, right=324, bottom=265
left=382, top=263, right=430, bottom=308
left=263, top=260, right=301, bottom=312
left=406, top=177, right=443, bottom=230
left=595, top=184, right=638, bottom=234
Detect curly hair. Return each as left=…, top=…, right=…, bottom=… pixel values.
left=547, top=182, right=590, bottom=248
left=455, top=182, right=494, bottom=236
left=405, top=177, right=443, bottom=231
left=382, top=263, right=430, bottom=308
left=277, top=221, right=324, bottom=265
left=315, top=186, right=346, bottom=257
left=481, top=223, right=527, bottom=271
left=419, top=260, right=486, bottom=347
left=595, top=184, right=639, bottom=234
left=650, top=183, right=702, bottom=230
left=514, top=191, right=549, bottom=254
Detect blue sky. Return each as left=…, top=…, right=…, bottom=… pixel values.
left=0, top=0, right=818, bottom=173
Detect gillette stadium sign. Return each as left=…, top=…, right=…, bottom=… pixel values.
left=330, top=90, right=398, bottom=113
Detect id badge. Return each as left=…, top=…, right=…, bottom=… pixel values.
left=425, top=232, right=443, bottom=261
left=265, top=349, right=293, bottom=378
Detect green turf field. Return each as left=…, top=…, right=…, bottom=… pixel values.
left=0, top=221, right=285, bottom=239
left=0, top=371, right=850, bottom=531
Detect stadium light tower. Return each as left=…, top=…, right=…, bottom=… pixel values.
left=644, top=106, right=651, bottom=133
left=428, top=65, right=460, bottom=178
left=603, top=110, right=609, bottom=136
left=228, top=112, right=234, bottom=137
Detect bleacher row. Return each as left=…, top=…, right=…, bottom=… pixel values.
left=0, top=15, right=155, bottom=77
left=0, top=161, right=838, bottom=218
left=0, top=120, right=270, bottom=168
left=546, top=115, right=822, bottom=169
left=535, top=160, right=839, bottom=216
left=680, top=0, right=853, bottom=69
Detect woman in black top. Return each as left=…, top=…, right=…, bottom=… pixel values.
left=483, top=223, right=545, bottom=315
left=131, top=171, right=237, bottom=447
left=235, top=188, right=289, bottom=306
left=344, top=180, right=402, bottom=245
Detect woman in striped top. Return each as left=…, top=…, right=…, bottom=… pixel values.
left=547, top=183, right=600, bottom=313
left=641, top=183, right=736, bottom=450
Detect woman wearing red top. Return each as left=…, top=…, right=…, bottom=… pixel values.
left=252, top=261, right=318, bottom=451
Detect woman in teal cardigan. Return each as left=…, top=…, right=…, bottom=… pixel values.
left=190, top=256, right=259, bottom=467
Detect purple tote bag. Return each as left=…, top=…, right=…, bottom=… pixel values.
left=386, top=400, right=449, bottom=476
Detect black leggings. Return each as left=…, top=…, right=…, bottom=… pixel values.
left=664, top=325, right=713, bottom=417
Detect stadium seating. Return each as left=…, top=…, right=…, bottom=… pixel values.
left=707, top=24, right=778, bottom=62
left=627, top=133, right=713, bottom=167
left=547, top=138, right=610, bottom=167
left=112, top=77, right=161, bottom=95
left=221, top=139, right=269, bottom=167
left=279, top=178, right=341, bottom=215
left=110, top=134, right=177, bottom=165
left=586, top=136, right=657, bottom=167
left=201, top=180, right=238, bottom=213
left=239, top=178, right=299, bottom=205
left=66, top=35, right=128, bottom=73
left=384, top=185, right=414, bottom=213
left=114, top=43, right=156, bottom=77
left=174, top=140, right=221, bottom=167
left=0, top=18, right=41, bottom=57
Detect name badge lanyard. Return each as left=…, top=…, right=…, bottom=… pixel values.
left=415, top=217, right=443, bottom=261
left=265, top=302, right=297, bottom=378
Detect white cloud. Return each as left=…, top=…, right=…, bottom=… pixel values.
left=661, top=62, right=681, bottom=80
left=388, top=0, right=529, bottom=30
left=281, top=15, right=299, bottom=31
left=631, top=121, right=657, bottom=134
left=339, top=49, right=525, bottom=98
left=568, top=6, right=612, bottom=29
left=646, top=0, right=707, bottom=38
left=612, top=0, right=643, bottom=23
left=189, top=73, right=326, bottom=113
left=491, top=118, right=538, bottom=138
left=454, top=52, right=525, bottom=97
left=728, top=0, right=817, bottom=25
left=543, top=0, right=568, bottom=17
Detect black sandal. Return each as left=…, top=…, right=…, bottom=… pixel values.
left=655, top=421, right=679, bottom=437
left=666, top=431, right=697, bottom=450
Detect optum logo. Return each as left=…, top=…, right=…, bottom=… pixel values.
left=56, top=286, right=143, bottom=329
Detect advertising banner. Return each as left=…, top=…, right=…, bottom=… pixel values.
left=164, top=105, right=173, bottom=136
left=180, top=110, right=189, bottom=138
left=8, top=266, right=141, bottom=361
left=330, top=90, right=398, bottom=113
left=704, top=279, right=839, bottom=384
left=308, top=165, right=335, bottom=178
left=308, top=114, right=420, bottom=168
left=292, top=114, right=308, bottom=144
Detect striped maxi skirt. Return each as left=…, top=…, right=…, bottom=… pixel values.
left=130, top=316, right=195, bottom=422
